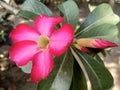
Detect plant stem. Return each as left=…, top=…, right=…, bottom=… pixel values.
left=0, top=1, right=19, bottom=14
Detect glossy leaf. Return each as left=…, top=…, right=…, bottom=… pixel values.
left=20, top=61, right=32, bottom=73
left=76, top=4, right=119, bottom=32
left=58, top=0, right=79, bottom=28
left=94, top=54, right=104, bottom=65
left=76, top=24, right=119, bottom=44
left=19, top=0, right=53, bottom=19
left=75, top=4, right=120, bottom=44
left=37, top=50, right=73, bottom=90
left=19, top=11, right=38, bottom=20
left=71, top=48, right=113, bottom=90
left=70, top=59, right=87, bottom=90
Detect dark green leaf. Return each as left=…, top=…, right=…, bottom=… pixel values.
left=76, top=24, right=119, bottom=44
left=75, top=4, right=120, bottom=44
left=71, top=48, right=113, bottom=90
left=70, top=59, right=87, bottom=90
left=76, top=4, right=119, bottom=33
left=94, top=54, right=104, bottom=65
left=19, top=11, right=38, bottom=20
left=37, top=50, right=73, bottom=90
left=19, top=0, right=53, bottom=19
left=58, top=0, right=79, bottom=29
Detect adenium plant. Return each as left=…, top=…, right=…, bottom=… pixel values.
left=9, top=0, right=120, bottom=90
left=9, top=14, right=74, bottom=83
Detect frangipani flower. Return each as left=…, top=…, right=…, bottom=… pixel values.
left=9, top=14, right=74, bottom=83
left=75, top=38, right=117, bottom=52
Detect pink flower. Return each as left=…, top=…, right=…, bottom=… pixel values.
left=73, top=43, right=89, bottom=52
left=76, top=38, right=117, bottom=51
left=93, top=39, right=117, bottom=48
left=9, top=14, right=74, bottom=83
left=80, top=46, right=90, bottom=52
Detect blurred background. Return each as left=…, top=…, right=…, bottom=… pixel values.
left=0, top=0, right=120, bottom=90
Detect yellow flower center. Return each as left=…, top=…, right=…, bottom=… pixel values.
left=38, top=35, right=49, bottom=50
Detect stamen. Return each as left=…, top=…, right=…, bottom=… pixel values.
left=38, top=35, right=49, bottom=50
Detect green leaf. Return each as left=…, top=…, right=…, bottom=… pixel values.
left=70, top=59, right=87, bottom=90
left=37, top=50, right=73, bottom=90
left=19, top=11, right=38, bottom=20
left=20, top=61, right=32, bottom=73
left=58, top=0, right=79, bottom=29
left=75, top=4, right=120, bottom=44
left=94, top=54, right=104, bottom=65
left=76, top=4, right=119, bottom=32
left=76, top=23, right=119, bottom=44
left=71, top=48, right=113, bottom=90
left=19, top=0, right=53, bottom=19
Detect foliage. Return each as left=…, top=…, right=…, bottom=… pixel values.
left=18, top=0, right=120, bottom=90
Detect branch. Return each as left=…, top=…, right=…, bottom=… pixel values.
left=0, top=1, right=19, bottom=14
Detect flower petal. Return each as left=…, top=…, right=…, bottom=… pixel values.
left=93, top=39, right=117, bottom=48
left=80, top=46, right=90, bottom=53
left=76, top=38, right=94, bottom=47
left=34, top=14, right=64, bottom=36
left=10, top=24, right=39, bottom=43
left=9, top=41, right=39, bottom=66
left=50, top=24, right=74, bottom=56
left=73, top=43, right=89, bottom=53
left=30, top=50, right=53, bottom=83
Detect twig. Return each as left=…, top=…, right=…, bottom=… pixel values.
left=0, top=1, right=19, bottom=14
